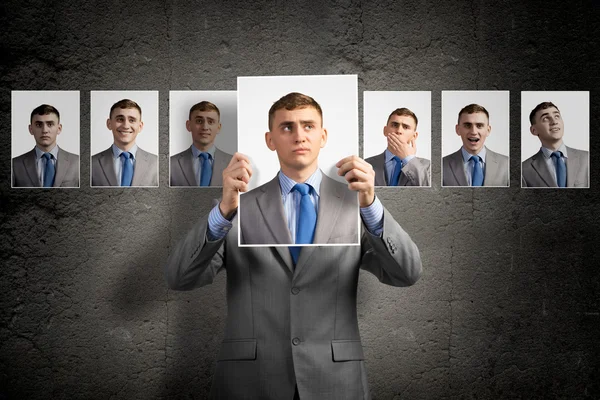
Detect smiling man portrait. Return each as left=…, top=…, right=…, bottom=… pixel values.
left=12, top=104, right=80, bottom=188
left=442, top=103, right=509, bottom=187
left=91, top=99, right=158, bottom=187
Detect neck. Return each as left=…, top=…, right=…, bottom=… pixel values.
left=463, top=147, right=482, bottom=156
left=37, top=143, right=56, bottom=153
left=386, top=145, right=401, bottom=157
left=115, top=142, right=135, bottom=152
left=193, top=142, right=213, bottom=152
left=280, top=163, right=318, bottom=183
left=541, top=139, right=563, bottom=152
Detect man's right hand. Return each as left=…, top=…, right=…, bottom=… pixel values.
left=387, top=133, right=417, bottom=160
left=219, top=152, right=252, bottom=219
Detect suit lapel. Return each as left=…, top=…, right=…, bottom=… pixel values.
left=99, top=148, right=118, bottom=186
left=483, top=148, right=497, bottom=187
left=23, top=148, right=40, bottom=186
left=212, top=148, right=229, bottom=186
left=255, top=175, right=294, bottom=272
left=372, top=151, right=387, bottom=186
left=449, top=150, right=468, bottom=186
left=132, top=148, right=149, bottom=186
left=531, top=150, right=556, bottom=187
left=179, top=148, right=197, bottom=186
left=53, top=147, right=69, bottom=187
left=565, top=146, right=579, bottom=187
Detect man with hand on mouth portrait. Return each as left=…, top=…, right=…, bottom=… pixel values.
left=92, top=99, right=158, bottom=187
left=170, top=101, right=233, bottom=187
left=442, top=103, right=509, bottom=187
left=365, top=107, right=431, bottom=186
left=522, top=101, right=589, bottom=188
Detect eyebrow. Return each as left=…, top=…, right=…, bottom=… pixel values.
left=540, top=111, right=560, bottom=119
left=115, top=114, right=138, bottom=120
left=278, top=119, right=318, bottom=127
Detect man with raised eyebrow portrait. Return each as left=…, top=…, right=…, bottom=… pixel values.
left=91, top=99, right=158, bottom=187
left=365, top=107, right=431, bottom=186
left=170, top=101, right=233, bottom=186
left=12, top=104, right=80, bottom=188
left=522, top=101, right=589, bottom=188
left=442, top=103, right=509, bottom=187
left=166, top=91, right=422, bottom=399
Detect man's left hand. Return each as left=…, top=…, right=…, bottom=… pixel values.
left=336, top=155, right=375, bottom=207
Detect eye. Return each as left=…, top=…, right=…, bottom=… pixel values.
left=117, top=117, right=124, bottom=122
left=282, top=125, right=292, bottom=131
left=305, top=124, right=314, bottom=130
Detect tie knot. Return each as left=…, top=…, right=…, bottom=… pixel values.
left=470, top=155, right=481, bottom=163
left=293, top=183, right=311, bottom=196
left=551, top=151, right=562, bottom=159
left=120, top=151, right=132, bottom=160
left=42, top=152, right=53, bottom=160
left=200, top=152, right=210, bottom=161
left=393, top=156, right=402, bottom=164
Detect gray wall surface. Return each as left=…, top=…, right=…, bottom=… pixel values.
left=1, top=0, right=599, bottom=398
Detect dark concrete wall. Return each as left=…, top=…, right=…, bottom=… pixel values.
left=1, top=1, right=598, bottom=398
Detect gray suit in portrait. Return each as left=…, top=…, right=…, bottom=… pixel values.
left=521, top=146, right=589, bottom=188
left=240, top=172, right=359, bottom=245
left=442, top=147, right=509, bottom=187
left=365, top=151, right=431, bottom=186
left=165, top=173, right=422, bottom=400
left=12, top=146, right=80, bottom=188
left=170, top=147, right=232, bottom=187
left=91, top=146, right=158, bottom=187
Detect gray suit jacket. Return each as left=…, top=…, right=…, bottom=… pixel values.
left=239, top=173, right=359, bottom=245
left=442, top=147, right=509, bottom=187
left=12, top=147, right=80, bottom=188
left=170, top=147, right=232, bottom=187
left=91, top=146, right=158, bottom=187
left=521, top=146, right=589, bottom=188
left=365, top=151, right=431, bottom=186
left=165, top=180, right=422, bottom=399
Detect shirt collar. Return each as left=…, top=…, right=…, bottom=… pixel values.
left=278, top=168, right=322, bottom=197
left=461, top=146, right=487, bottom=163
left=112, top=143, right=138, bottom=159
left=35, top=145, right=59, bottom=160
left=191, top=144, right=216, bottom=159
left=384, top=149, right=415, bottom=165
left=541, top=142, right=568, bottom=159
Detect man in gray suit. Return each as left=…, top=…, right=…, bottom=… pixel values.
left=91, top=99, right=158, bottom=187
left=166, top=92, right=422, bottom=399
left=522, top=101, right=589, bottom=188
left=12, top=104, right=79, bottom=188
left=170, top=101, right=233, bottom=187
left=365, top=107, right=430, bottom=186
left=442, top=104, right=509, bottom=187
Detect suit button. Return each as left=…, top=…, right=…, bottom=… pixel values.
left=292, top=337, right=301, bottom=346
left=291, top=287, right=300, bottom=295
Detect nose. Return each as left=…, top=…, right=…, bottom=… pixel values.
left=201, top=121, right=209, bottom=129
left=292, top=126, right=306, bottom=142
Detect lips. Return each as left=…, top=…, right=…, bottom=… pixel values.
left=467, top=138, right=480, bottom=143
left=293, top=148, right=310, bottom=154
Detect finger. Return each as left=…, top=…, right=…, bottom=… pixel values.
left=347, top=181, right=374, bottom=192
left=343, top=168, right=373, bottom=184
left=226, top=159, right=253, bottom=177
left=335, top=154, right=360, bottom=168
left=227, top=152, right=250, bottom=168
left=338, top=159, right=373, bottom=177
left=227, top=166, right=251, bottom=183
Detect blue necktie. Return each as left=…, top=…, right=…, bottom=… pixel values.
left=289, top=183, right=317, bottom=265
left=199, top=152, right=212, bottom=186
left=552, top=151, right=566, bottom=187
left=470, top=155, right=483, bottom=186
left=120, top=152, right=133, bottom=187
left=42, top=152, right=55, bottom=187
left=390, top=156, right=402, bottom=186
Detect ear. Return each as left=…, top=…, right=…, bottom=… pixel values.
left=265, top=131, right=276, bottom=151
left=138, top=121, right=144, bottom=132
left=216, top=122, right=222, bottom=135
left=106, top=119, right=112, bottom=130
left=320, top=128, right=328, bottom=148
left=28, top=124, right=33, bottom=135
left=485, top=124, right=491, bottom=137
left=530, top=125, right=537, bottom=136
left=185, top=120, right=191, bottom=132
left=412, top=131, right=419, bottom=143
left=455, top=124, right=460, bottom=136
left=383, top=125, right=389, bottom=137
left=57, top=123, right=62, bottom=135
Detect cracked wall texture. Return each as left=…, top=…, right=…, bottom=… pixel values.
left=1, top=0, right=599, bottom=399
